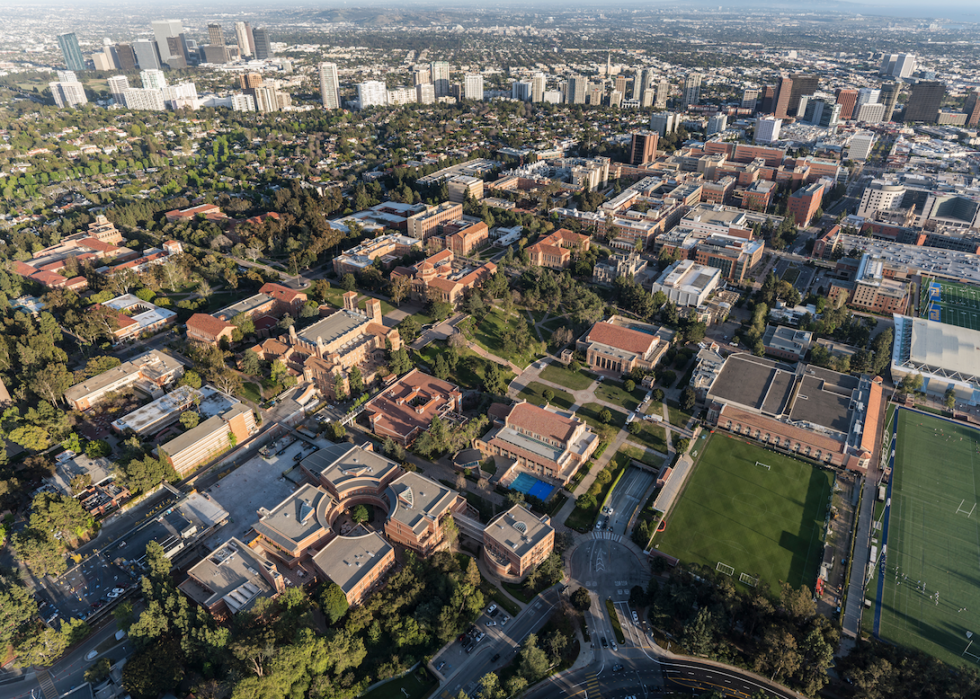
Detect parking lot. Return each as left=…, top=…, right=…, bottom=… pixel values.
left=432, top=604, right=511, bottom=678
left=202, top=438, right=314, bottom=549
left=36, top=552, right=138, bottom=624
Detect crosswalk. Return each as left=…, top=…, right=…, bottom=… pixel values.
left=590, top=531, right=623, bottom=542
left=585, top=672, right=602, bottom=699
left=36, top=670, right=58, bottom=699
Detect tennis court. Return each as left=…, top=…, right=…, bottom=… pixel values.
left=875, top=409, right=980, bottom=667
left=508, top=472, right=557, bottom=501
left=920, top=279, right=980, bottom=331
left=654, top=435, right=834, bottom=592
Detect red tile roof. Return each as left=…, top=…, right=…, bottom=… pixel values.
left=259, top=282, right=306, bottom=304
left=366, top=369, right=460, bottom=442
left=507, top=402, right=579, bottom=444
left=586, top=322, right=658, bottom=355
left=186, top=313, right=235, bottom=339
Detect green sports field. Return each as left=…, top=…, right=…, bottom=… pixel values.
left=877, top=409, right=980, bottom=668
left=920, top=279, right=980, bottom=331
left=654, top=435, right=834, bottom=592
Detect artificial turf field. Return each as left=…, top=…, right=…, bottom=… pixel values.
left=654, top=435, right=834, bottom=592
left=876, top=409, right=980, bottom=668
left=920, top=279, right=980, bottom=332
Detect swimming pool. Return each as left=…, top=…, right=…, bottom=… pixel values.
left=509, top=472, right=557, bottom=502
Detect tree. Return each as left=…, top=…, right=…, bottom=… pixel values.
left=350, top=505, right=369, bottom=524
left=179, top=411, right=200, bottom=430
left=543, top=388, right=555, bottom=403
left=443, top=514, right=459, bottom=551
left=484, top=363, right=507, bottom=395
left=319, top=582, right=349, bottom=624
left=624, top=379, right=635, bottom=393
left=898, top=372, right=923, bottom=397
left=122, top=640, right=185, bottom=699
left=0, top=575, right=38, bottom=651
left=389, top=276, right=411, bottom=306
left=434, top=354, right=450, bottom=380
left=324, top=421, right=346, bottom=441
left=550, top=326, right=573, bottom=349
left=571, top=587, right=591, bottom=612
left=85, top=657, right=112, bottom=684
left=682, top=607, right=715, bottom=657
left=270, top=359, right=288, bottom=384
left=680, top=387, right=696, bottom=412
left=390, top=348, right=413, bottom=376
left=240, top=349, right=261, bottom=376
left=599, top=408, right=612, bottom=424
left=349, top=365, right=363, bottom=395
left=30, top=492, right=91, bottom=541
left=179, top=370, right=202, bottom=389
left=340, top=273, right=357, bottom=292
left=945, top=387, right=956, bottom=411
left=517, top=633, right=550, bottom=683
left=29, top=363, right=73, bottom=406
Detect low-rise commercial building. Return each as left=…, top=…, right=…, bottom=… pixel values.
left=159, top=403, right=257, bottom=476
left=179, top=538, right=286, bottom=617
left=311, top=532, right=395, bottom=606
left=762, top=325, right=813, bottom=362
left=332, top=234, right=422, bottom=276
left=891, top=315, right=980, bottom=406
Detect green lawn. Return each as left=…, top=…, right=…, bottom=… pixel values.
left=876, top=409, right=980, bottom=668
left=666, top=401, right=695, bottom=428
left=595, top=382, right=647, bottom=412
left=240, top=382, right=263, bottom=404
left=462, top=309, right=544, bottom=369
left=415, top=343, right=514, bottom=391
left=360, top=671, right=436, bottom=699
left=654, top=434, right=833, bottom=593
left=576, top=403, right=628, bottom=442
left=320, top=286, right=351, bottom=308
left=619, top=444, right=664, bottom=468
left=781, top=267, right=800, bottom=285
left=517, top=382, right=576, bottom=411
left=540, top=363, right=594, bottom=391
left=627, top=421, right=669, bottom=455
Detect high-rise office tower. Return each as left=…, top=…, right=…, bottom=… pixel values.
left=152, top=20, right=183, bottom=62
left=759, top=86, right=776, bottom=114
left=235, top=22, right=254, bottom=57
left=964, top=90, right=980, bottom=127
left=880, top=82, right=901, bottom=122
left=165, top=36, right=187, bottom=67
left=239, top=73, right=263, bottom=89
left=856, top=88, right=881, bottom=109
left=566, top=76, right=587, bottom=105
left=57, top=33, right=86, bottom=72
left=464, top=74, right=484, bottom=101
left=855, top=103, right=885, bottom=123
left=904, top=80, right=945, bottom=122
left=319, top=62, right=340, bottom=109
left=93, top=46, right=114, bottom=71
left=654, top=80, right=669, bottom=109
left=609, top=90, right=623, bottom=108
left=804, top=99, right=841, bottom=128
left=208, top=24, right=225, bottom=46
left=650, top=112, right=677, bottom=137
left=531, top=73, right=546, bottom=103
left=615, top=75, right=627, bottom=97
left=141, top=69, right=167, bottom=90
left=641, top=89, right=654, bottom=108
left=755, top=117, right=782, bottom=143
left=773, top=77, right=793, bottom=118
left=413, top=69, right=430, bottom=86
left=835, top=89, right=858, bottom=120
left=632, top=70, right=646, bottom=101
left=512, top=80, right=531, bottom=101
left=683, top=73, right=702, bottom=106
left=252, top=28, right=272, bottom=60
left=133, top=40, right=162, bottom=70
left=880, top=54, right=898, bottom=76
left=107, top=75, right=129, bottom=103
left=114, top=44, right=137, bottom=71
left=591, top=85, right=605, bottom=106
left=628, top=131, right=659, bottom=165
left=357, top=81, right=387, bottom=110
left=787, top=74, right=819, bottom=116
left=892, top=54, right=916, bottom=79
left=741, top=88, right=760, bottom=112
left=50, top=78, right=87, bottom=108
left=430, top=61, right=450, bottom=97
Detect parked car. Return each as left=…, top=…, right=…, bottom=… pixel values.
left=436, top=662, right=445, bottom=672
left=491, top=653, right=501, bottom=663
left=631, top=611, right=639, bottom=623
left=486, top=604, right=497, bottom=615
left=601, top=637, right=608, bottom=648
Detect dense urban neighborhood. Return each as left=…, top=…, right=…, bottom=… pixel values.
left=1, top=4, right=980, bottom=699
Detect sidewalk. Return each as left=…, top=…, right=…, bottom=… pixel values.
left=475, top=554, right=527, bottom=612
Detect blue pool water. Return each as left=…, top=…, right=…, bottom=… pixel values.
left=509, top=472, right=557, bottom=501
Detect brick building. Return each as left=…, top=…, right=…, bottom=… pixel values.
left=787, top=182, right=825, bottom=227
left=526, top=228, right=591, bottom=269
left=365, top=369, right=463, bottom=446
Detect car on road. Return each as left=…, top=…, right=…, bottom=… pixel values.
left=612, top=664, right=624, bottom=672
left=486, top=620, right=496, bottom=626
left=491, top=654, right=501, bottom=662
left=612, top=642, right=618, bottom=651
left=601, top=637, right=608, bottom=648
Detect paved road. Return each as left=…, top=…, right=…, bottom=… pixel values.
left=436, top=588, right=563, bottom=698
left=603, top=466, right=657, bottom=537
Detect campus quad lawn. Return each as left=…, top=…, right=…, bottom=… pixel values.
left=654, top=435, right=833, bottom=593
left=464, top=308, right=543, bottom=369
left=627, top=421, right=669, bottom=454
left=594, top=381, right=647, bottom=412
left=517, top=382, right=576, bottom=411
left=415, top=343, right=514, bottom=391
left=876, top=409, right=980, bottom=669
left=576, top=403, right=628, bottom=442
left=540, top=363, right=595, bottom=391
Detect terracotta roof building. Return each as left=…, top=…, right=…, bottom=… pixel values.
left=527, top=228, right=591, bottom=269
left=187, top=313, right=236, bottom=345
left=475, top=401, right=599, bottom=486
left=577, top=316, right=672, bottom=375
left=391, top=249, right=496, bottom=307
left=365, top=369, right=463, bottom=446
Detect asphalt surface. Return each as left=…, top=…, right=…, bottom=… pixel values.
left=602, top=466, right=657, bottom=537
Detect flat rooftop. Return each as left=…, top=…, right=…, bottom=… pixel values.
left=65, top=350, right=182, bottom=404
left=302, top=443, right=400, bottom=497
left=298, top=310, right=369, bottom=346
left=311, top=531, right=392, bottom=595
left=214, top=293, right=272, bottom=322
left=253, top=483, right=334, bottom=552
left=485, top=505, right=553, bottom=558
left=904, top=315, right=980, bottom=381
left=180, top=537, right=281, bottom=613
left=386, top=471, right=458, bottom=536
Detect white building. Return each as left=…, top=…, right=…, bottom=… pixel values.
left=416, top=83, right=435, bottom=105
left=892, top=54, right=916, bottom=79
left=234, top=22, right=253, bottom=57
left=319, top=62, right=340, bottom=109
left=107, top=75, right=129, bottom=103
left=856, top=103, right=885, bottom=123
left=151, top=19, right=183, bottom=62
left=543, top=90, right=561, bottom=104
left=230, top=93, right=256, bottom=111
left=465, top=74, right=484, bottom=101
left=650, top=112, right=677, bottom=137
left=430, top=61, right=451, bottom=97
left=683, top=73, right=702, bottom=105
left=50, top=80, right=87, bottom=108
left=755, top=117, right=782, bottom=144
left=141, top=69, right=167, bottom=90
left=122, top=87, right=165, bottom=111
left=650, top=260, right=722, bottom=307
left=512, top=80, right=532, bottom=101
left=891, top=315, right=980, bottom=406
left=357, top=80, right=387, bottom=110
left=707, top=113, right=728, bottom=136
left=531, top=73, right=546, bottom=103
left=848, top=132, right=875, bottom=161
left=387, top=87, right=416, bottom=106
